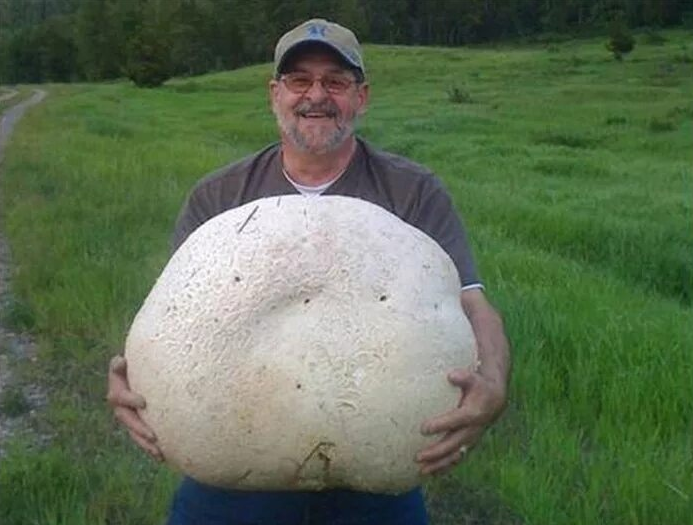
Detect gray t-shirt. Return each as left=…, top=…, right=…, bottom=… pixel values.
left=172, top=138, right=481, bottom=288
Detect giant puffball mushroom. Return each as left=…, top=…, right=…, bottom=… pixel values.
left=125, top=195, right=478, bottom=494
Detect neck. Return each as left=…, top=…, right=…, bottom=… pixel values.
left=281, top=136, right=357, bottom=186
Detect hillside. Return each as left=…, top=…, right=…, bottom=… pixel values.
left=0, top=31, right=691, bottom=524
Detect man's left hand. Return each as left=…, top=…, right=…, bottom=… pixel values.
left=415, top=367, right=507, bottom=475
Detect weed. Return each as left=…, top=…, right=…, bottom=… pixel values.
left=666, top=105, right=693, bottom=120
left=447, top=85, right=473, bottom=104
left=673, top=52, right=693, bottom=64
left=0, top=385, right=30, bottom=417
left=605, top=115, right=628, bottom=125
left=648, top=118, right=676, bottom=132
left=534, top=131, right=598, bottom=149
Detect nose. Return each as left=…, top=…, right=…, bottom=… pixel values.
left=303, top=78, right=330, bottom=101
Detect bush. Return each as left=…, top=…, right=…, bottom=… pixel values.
left=447, top=85, right=473, bottom=104
left=124, top=31, right=172, bottom=88
left=606, top=14, right=635, bottom=61
left=605, top=116, right=627, bottom=126
left=648, top=118, right=676, bottom=133
left=0, top=385, right=30, bottom=418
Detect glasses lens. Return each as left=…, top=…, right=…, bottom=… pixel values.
left=323, top=75, right=351, bottom=93
left=283, top=73, right=352, bottom=94
left=284, top=73, right=313, bottom=93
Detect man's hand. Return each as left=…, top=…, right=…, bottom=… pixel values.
left=106, top=355, right=164, bottom=461
left=416, top=288, right=510, bottom=476
left=416, top=367, right=506, bottom=475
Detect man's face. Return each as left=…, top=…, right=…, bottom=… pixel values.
left=269, top=49, right=369, bottom=155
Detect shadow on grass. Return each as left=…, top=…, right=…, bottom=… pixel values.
left=424, top=477, right=524, bottom=525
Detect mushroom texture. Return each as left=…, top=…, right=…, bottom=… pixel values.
left=125, top=195, right=478, bottom=494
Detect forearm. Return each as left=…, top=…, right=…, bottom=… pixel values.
left=460, top=289, right=511, bottom=398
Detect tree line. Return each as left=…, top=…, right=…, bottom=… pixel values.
left=0, top=0, right=689, bottom=86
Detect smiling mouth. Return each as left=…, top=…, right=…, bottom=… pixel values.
left=298, top=112, right=335, bottom=119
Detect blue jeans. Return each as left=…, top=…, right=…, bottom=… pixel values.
left=166, top=476, right=429, bottom=525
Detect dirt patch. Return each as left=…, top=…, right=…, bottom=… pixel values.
left=0, top=90, right=49, bottom=458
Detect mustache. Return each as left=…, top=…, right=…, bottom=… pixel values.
left=294, top=101, right=339, bottom=118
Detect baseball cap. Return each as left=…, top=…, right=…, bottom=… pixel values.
left=274, top=19, right=365, bottom=78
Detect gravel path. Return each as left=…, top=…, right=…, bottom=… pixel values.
left=0, top=89, right=48, bottom=458
left=0, top=89, right=18, bottom=104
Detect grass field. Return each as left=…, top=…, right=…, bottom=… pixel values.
left=0, top=29, right=691, bottom=525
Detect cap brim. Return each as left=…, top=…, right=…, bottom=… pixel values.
left=275, top=40, right=362, bottom=76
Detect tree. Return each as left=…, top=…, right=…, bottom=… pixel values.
left=606, top=11, right=635, bottom=60
left=124, top=0, right=174, bottom=87
left=76, top=0, right=123, bottom=79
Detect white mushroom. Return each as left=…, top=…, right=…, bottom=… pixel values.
left=125, top=195, right=477, bottom=494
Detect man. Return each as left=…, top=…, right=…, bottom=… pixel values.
left=107, top=18, right=510, bottom=525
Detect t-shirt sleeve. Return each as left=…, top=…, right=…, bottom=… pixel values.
left=413, top=177, right=482, bottom=288
left=171, top=184, right=215, bottom=253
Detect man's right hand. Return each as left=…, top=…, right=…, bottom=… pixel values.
left=107, top=355, right=164, bottom=461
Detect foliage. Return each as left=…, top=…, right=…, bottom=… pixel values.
left=0, top=0, right=691, bottom=84
left=123, top=2, right=174, bottom=88
left=124, top=31, right=172, bottom=88
left=606, top=12, right=635, bottom=60
left=0, top=385, right=30, bottom=417
left=447, top=84, right=473, bottom=104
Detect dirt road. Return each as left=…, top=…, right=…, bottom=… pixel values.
left=0, top=89, right=48, bottom=457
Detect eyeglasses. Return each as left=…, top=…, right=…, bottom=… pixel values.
left=280, top=72, right=356, bottom=95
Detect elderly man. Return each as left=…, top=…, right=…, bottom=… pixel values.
left=107, top=18, right=510, bottom=525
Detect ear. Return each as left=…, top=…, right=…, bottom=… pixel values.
left=355, top=82, right=370, bottom=116
left=268, top=78, right=280, bottom=108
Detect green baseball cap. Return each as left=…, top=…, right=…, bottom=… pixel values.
left=274, top=19, right=365, bottom=78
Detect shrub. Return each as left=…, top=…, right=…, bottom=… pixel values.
left=535, top=131, right=597, bottom=149
left=605, top=116, right=627, bottom=126
left=606, top=14, right=635, bottom=61
left=673, top=52, right=693, bottom=64
left=0, top=385, right=30, bottom=418
left=447, top=85, right=473, bottom=104
left=124, top=31, right=173, bottom=88
left=648, top=118, right=676, bottom=133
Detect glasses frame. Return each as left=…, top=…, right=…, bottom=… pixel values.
left=279, top=71, right=359, bottom=95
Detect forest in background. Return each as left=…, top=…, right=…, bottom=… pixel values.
left=0, top=0, right=690, bottom=85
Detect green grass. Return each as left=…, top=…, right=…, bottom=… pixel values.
left=1, top=30, right=692, bottom=524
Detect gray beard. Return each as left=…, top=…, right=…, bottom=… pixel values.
left=275, top=110, right=356, bottom=155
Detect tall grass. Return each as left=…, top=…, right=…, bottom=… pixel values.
left=1, top=31, right=691, bottom=524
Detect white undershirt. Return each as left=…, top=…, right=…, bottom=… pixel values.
left=282, top=167, right=345, bottom=196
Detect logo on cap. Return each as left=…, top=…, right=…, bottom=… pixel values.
left=307, top=23, right=327, bottom=39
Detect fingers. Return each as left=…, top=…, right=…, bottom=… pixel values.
left=416, top=427, right=482, bottom=476
left=107, top=387, right=146, bottom=410
left=416, top=427, right=480, bottom=464
left=420, top=403, right=481, bottom=436
left=107, top=354, right=161, bottom=459
left=447, top=367, right=476, bottom=391
left=107, top=355, right=145, bottom=410
left=128, top=429, right=164, bottom=462
left=421, top=369, right=503, bottom=435
left=114, top=405, right=156, bottom=441
left=419, top=448, right=464, bottom=476
left=109, top=354, right=127, bottom=375
left=114, top=402, right=162, bottom=459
